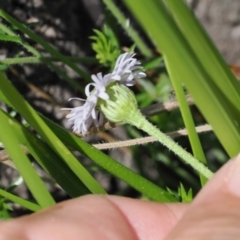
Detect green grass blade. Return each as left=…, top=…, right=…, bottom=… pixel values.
left=163, top=0, right=240, bottom=110
left=0, top=34, right=22, bottom=43
left=143, top=56, right=164, bottom=71
left=0, top=72, right=106, bottom=194
left=41, top=117, right=176, bottom=202
left=0, top=189, right=41, bottom=212
left=123, top=0, right=240, bottom=157
left=1, top=110, right=90, bottom=197
left=165, top=56, right=208, bottom=185
left=0, top=110, right=55, bottom=208
left=103, top=0, right=152, bottom=58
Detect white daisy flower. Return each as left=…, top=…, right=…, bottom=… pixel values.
left=61, top=73, right=110, bottom=135
left=61, top=97, right=95, bottom=135
left=111, top=52, right=146, bottom=86
left=62, top=52, right=146, bottom=135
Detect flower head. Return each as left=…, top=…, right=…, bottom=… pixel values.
left=62, top=52, right=146, bottom=135
left=61, top=97, right=102, bottom=135
left=111, top=52, right=146, bottom=86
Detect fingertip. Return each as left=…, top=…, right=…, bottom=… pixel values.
left=107, top=196, right=187, bottom=240
left=164, top=154, right=240, bottom=239
left=193, top=153, right=240, bottom=204
left=224, top=153, right=240, bottom=197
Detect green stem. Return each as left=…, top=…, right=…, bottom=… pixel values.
left=0, top=56, right=98, bottom=65
left=127, top=110, right=213, bottom=180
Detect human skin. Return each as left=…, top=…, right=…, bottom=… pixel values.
left=0, top=154, right=240, bottom=240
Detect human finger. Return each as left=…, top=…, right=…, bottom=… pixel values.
left=165, top=154, right=240, bottom=239
left=0, top=195, right=186, bottom=240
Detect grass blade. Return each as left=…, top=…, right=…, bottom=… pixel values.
left=0, top=189, right=41, bottom=212
left=0, top=72, right=106, bottom=195
left=163, top=0, right=240, bottom=110
left=1, top=110, right=90, bottom=197
left=0, top=110, right=55, bottom=208
left=123, top=0, right=240, bottom=157
left=165, top=56, right=208, bottom=185
left=103, top=0, right=152, bottom=58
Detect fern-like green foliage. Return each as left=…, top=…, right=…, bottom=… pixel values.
left=90, top=25, right=120, bottom=67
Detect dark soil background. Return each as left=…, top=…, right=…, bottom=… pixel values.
left=0, top=0, right=240, bottom=216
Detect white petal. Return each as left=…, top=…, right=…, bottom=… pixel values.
left=68, top=97, right=86, bottom=102
left=91, top=73, right=102, bottom=86
left=91, top=108, right=97, bottom=119
left=85, top=83, right=95, bottom=97
left=111, top=74, right=121, bottom=81
left=98, top=91, right=109, bottom=100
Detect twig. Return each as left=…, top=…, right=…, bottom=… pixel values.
left=0, top=124, right=212, bottom=162
left=93, top=124, right=212, bottom=149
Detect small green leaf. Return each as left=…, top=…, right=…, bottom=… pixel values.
left=178, top=183, right=193, bottom=203
left=90, top=25, right=120, bottom=67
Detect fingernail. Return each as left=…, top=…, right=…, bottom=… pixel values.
left=226, top=153, right=240, bottom=197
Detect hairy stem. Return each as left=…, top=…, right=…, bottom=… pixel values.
left=126, top=110, right=213, bottom=179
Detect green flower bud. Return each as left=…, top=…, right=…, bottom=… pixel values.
left=98, top=83, right=141, bottom=124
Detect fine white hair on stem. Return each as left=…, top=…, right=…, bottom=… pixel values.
left=61, top=52, right=146, bottom=135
